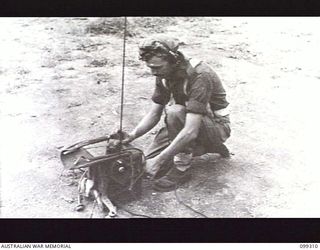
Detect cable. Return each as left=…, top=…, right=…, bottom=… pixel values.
left=113, top=200, right=152, bottom=218
left=174, top=185, right=209, bottom=218
left=90, top=199, right=97, bottom=218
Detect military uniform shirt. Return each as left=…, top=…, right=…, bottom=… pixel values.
left=151, top=59, right=229, bottom=115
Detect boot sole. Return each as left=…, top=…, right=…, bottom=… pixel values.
left=152, top=173, right=192, bottom=192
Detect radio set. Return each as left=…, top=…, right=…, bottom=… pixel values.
left=60, top=131, right=145, bottom=218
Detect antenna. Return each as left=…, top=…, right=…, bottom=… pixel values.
left=119, top=16, right=127, bottom=149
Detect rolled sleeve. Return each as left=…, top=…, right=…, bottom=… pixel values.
left=186, top=73, right=212, bottom=114
left=186, top=100, right=207, bottom=114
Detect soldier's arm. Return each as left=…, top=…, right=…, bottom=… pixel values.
left=156, top=112, right=202, bottom=163
left=126, top=102, right=164, bottom=143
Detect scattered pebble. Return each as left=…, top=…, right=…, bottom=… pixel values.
left=138, top=96, right=148, bottom=100
left=67, top=102, right=82, bottom=108
left=90, top=59, right=108, bottom=67
left=55, top=88, right=69, bottom=93
left=61, top=196, right=74, bottom=204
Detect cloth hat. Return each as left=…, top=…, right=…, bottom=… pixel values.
left=139, top=35, right=181, bottom=60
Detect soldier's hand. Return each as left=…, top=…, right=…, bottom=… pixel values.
left=109, top=130, right=135, bottom=145
left=122, top=132, right=135, bottom=144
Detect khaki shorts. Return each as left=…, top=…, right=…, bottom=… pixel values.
left=145, top=105, right=231, bottom=159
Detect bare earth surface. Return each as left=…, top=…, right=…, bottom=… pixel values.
left=1, top=17, right=320, bottom=218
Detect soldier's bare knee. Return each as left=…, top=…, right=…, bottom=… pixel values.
left=165, top=104, right=186, bottom=125
left=166, top=104, right=185, bottom=117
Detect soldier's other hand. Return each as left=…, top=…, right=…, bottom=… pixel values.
left=145, top=156, right=162, bottom=177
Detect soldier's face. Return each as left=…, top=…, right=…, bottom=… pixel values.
left=145, top=55, right=174, bottom=78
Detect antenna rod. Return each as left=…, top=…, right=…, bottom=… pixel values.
left=119, top=16, right=127, bottom=149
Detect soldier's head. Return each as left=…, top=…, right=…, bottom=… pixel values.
left=139, top=35, right=183, bottom=78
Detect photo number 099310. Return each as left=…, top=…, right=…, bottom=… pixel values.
left=300, top=244, right=318, bottom=248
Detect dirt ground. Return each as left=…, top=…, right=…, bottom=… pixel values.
left=1, top=17, right=320, bottom=218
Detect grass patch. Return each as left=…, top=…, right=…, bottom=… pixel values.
left=86, top=17, right=177, bottom=37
